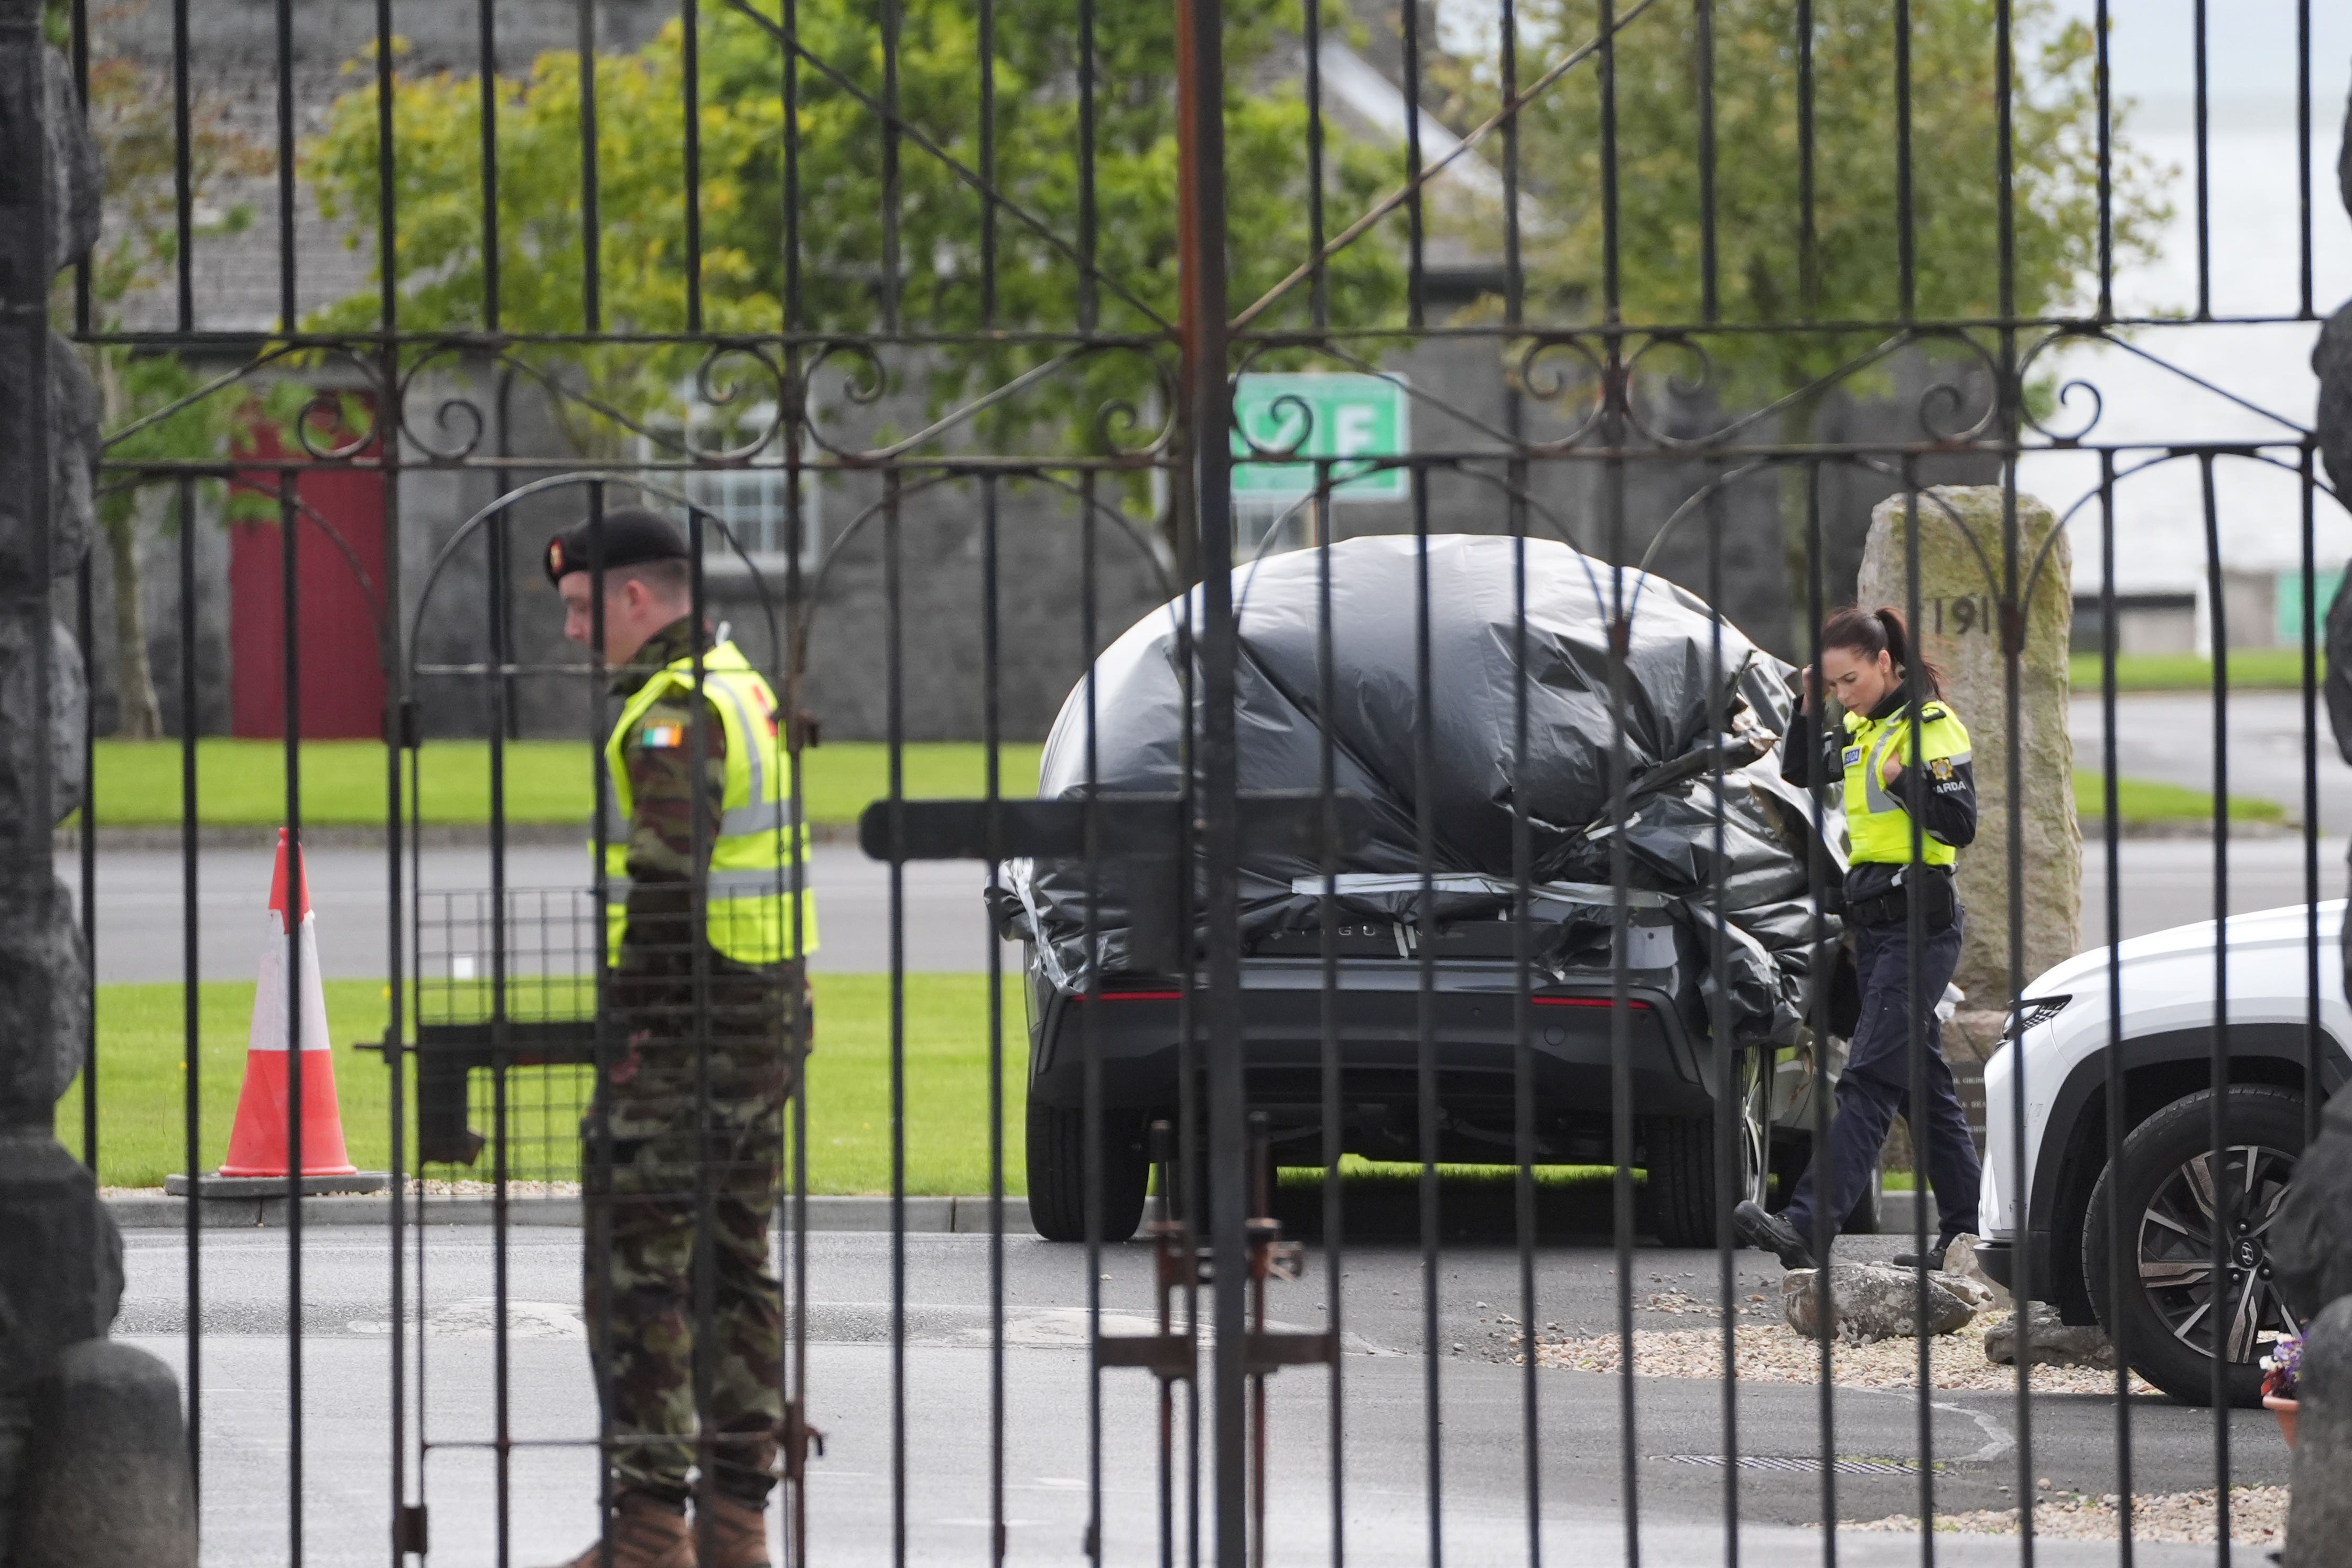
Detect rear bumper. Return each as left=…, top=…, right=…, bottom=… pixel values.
left=1027, top=957, right=1719, bottom=1158
left=1972, top=1232, right=2054, bottom=1299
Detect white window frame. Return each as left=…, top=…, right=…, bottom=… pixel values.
left=636, top=390, right=822, bottom=570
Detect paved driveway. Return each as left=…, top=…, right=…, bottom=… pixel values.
left=124, top=1225, right=2279, bottom=1567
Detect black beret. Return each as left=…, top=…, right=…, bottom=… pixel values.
left=543, top=505, right=691, bottom=587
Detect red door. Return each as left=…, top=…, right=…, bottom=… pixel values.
left=228, top=414, right=388, bottom=740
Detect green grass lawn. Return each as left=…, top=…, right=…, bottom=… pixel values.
left=2069, top=648, right=2321, bottom=691
left=2074, top=770, right=2286, bottom=827
left=81, top=739, right=1045, bottom=828
left=62, top=974, right=1029, bottom=1193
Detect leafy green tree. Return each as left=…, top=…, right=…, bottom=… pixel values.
left=1432, top=0, right=2168, bottom=604
left=1442, top=0, right=2166, bottom=386
left=303, top=1, right=1404, bottom=490
left=76, top=34, right=276, bottom=736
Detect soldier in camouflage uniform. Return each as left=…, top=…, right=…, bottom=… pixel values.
left=535, top=509, right=815, bottom=1568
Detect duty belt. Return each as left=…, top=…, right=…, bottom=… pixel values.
left=1846, top=868, right=1957, bottom=932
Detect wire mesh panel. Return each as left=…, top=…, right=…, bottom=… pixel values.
left=41, top=0, right=2351, bottom=1564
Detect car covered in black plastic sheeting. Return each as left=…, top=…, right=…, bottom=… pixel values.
left=994, top=535, right=1862, bottom=1242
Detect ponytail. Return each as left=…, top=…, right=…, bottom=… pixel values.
left=1821, top=604, right=1944, bottom=698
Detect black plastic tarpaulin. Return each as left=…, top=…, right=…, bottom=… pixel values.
left=1009, top=534, right=1845, bottom=1046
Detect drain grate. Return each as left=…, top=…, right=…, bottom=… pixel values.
left=1661, top=1454, right=1922, bottom=1476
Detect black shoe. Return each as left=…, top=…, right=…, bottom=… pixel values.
left=1891, top=1235, right=1962, bottom=1271
left=1733, top=1200, right=1817, bottom=1271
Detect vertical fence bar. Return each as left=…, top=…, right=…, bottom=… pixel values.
left=280, top=472, right=306, bottom=1568
left=1991, top=0, right=2033, bottom=1548
left=1795, top=0, right=1816, bottom=316
left=2094, top=0, right=2111, bottom=321
left=273, top=0, right=295, bottom=329
left=1498, top=4, right=1541, bottom=1563
left=370, top=0, right=403, bottom=1551
left=2297, top=0, right=2312, bottom=318
left=171, top=0, right=191, bottom=329
left=477, top=0, right=500, bottom=330
left=685, top=502, right=719, bottom=1568
left=1695, top=0, right=1716, bottom=321
left=884, top=473, right=908, bottom=1568
left=1801, top=462, right=1835, bottom=1558
left=1398, top=0, right=1425, bottom=328
left=974, top=0, right=1005, bottom=1553
left=2097, top=449, right=2134, bottom=1562
left=1171, top=1, right=1243, bottom=1559
left=2302, top=446, right=2322, bottom=1154
left=77, top=556, right=95, bottom=1172
left=1704, top=471, right=1735, bottom=1568
left=1312, top=453, right=1344, bottom=1568
left=776, top=2, right=811, bottom=1554
left=2190, top=0, right=2209, bottom=320
left=585, top=485, right=616, bottom=1566
left=2199, top=455, right=2233, bottom=1550
left=1893, top=0, right=1914, bottom=318
left=1902, top=478, right=1933, bottom=1562
left=68, top=0, right=87, bottom=333
left=576, top=0, right=600, bottom=331
left=177, top=474, right=202, bottom=1527
left=488, top=500, right=513, bottom=1568
left=681, top=0, right=701, bottom=333
left=1411, top=462, right=1442, bottom=1568
left=1595, top=4, right=1636, bottom=1563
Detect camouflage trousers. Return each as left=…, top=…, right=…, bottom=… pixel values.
left=581, top=967, right=805, bottom=1508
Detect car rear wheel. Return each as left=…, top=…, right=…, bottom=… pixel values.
left=1026, top=1100, right=1150, bottom=1243
left=1646, top=1051, right=1767, bottom=1248
left=2083, top=1085, right=2305, bottom=1408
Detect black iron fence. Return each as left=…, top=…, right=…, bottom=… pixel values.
left=24, top=0, right=2350, bottom=1561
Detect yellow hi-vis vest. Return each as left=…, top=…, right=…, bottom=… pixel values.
left=597, top=640, right=817, bottom=965
left=1840, top=699, right=1971, bottom=869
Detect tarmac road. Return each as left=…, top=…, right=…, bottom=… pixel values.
left=63, top=834, right=2348, bottom=986
left=58, top=694, right=2352, bottom=985
left=121, top=1226, right=2278, bottom=1568
left=2073, top=689, right=2352, bottom=834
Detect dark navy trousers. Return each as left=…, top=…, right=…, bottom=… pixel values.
left=1779, top=910, right=1981, bottom=1249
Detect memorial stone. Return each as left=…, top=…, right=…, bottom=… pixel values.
left=1854, top=486, right=2079, bottom=1110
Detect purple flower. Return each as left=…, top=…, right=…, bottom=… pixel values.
left=2265, top=1331, right=2303, bottom=1399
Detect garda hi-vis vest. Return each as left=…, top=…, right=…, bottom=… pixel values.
left=1840, top=699, right=1971, bottom=869
left=597, top=640, right=817, bottom=965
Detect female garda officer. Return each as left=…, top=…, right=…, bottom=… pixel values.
left=1733, top=606, right=1983, bottom=1272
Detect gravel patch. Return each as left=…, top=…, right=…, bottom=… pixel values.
left=1846, top=1485, right=2289, bottom=1545
left=1534, top=1315, right=2155, bottom=1394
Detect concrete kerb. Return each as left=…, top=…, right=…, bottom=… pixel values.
left=106, top=1191, right=1031, bottom=1234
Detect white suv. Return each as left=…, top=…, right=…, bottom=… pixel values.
left=1977, top=901, right=2346, bottom=1406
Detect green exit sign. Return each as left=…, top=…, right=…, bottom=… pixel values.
left=1230, top=373, right=1409, bottom=501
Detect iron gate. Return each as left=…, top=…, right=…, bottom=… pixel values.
left=23, top=0, right=2351, bottom=1560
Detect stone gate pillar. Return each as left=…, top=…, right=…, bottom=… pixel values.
left=0, top=6, right=192, bottom=1565
left=1853, top=485, right=2080, bottom=1130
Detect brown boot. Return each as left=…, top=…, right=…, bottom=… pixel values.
left=539, top=1493, right=697, bottom=1568
left=694, top=1494, right=771, bottom=1568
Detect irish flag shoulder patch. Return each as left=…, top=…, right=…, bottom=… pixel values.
left=640, top=722, right=685, bottom=749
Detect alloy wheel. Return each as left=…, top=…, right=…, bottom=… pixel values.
left=2137, top=1142, right=2300, bottom=1364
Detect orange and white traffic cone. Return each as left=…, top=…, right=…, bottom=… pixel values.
left=218, top=828, right=360, bottom=1179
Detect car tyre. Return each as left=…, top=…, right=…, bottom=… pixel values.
left=2082, top=1085, right=2305, bottom=1409
left=1646, top=1053, right=1768, bottom=1249
left=1026, top=1099, right=1150, bottom=1243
